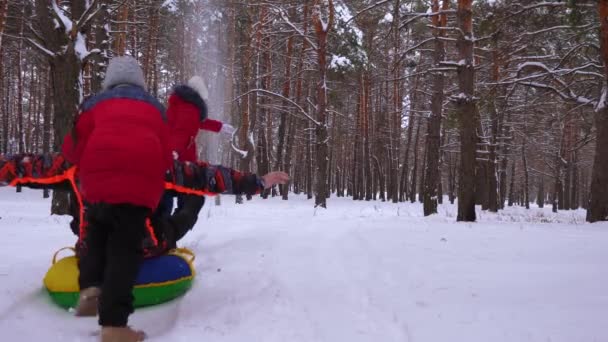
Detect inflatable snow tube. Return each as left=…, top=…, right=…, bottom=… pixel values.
left=43, top=247, right=196, bottom=309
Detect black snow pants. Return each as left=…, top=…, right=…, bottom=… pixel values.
left=78, top=203, right=149, bottom=327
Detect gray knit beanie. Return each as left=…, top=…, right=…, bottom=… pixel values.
left=102, top=56, right=146, bottom=91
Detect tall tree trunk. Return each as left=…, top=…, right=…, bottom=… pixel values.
left=275, top=34, right=294, bottom=194
left=113, top=4, right=129, bottom=56
left=306, top=123, right=313, bottom=200
left=455, top=0, right=478, bottom=221
left=487, top=36, right=500, bottom=212
left=400, top=76, right=419, bottom=201
left=553, top=152, right=561, bottom=213
left=0, top=52, right=6, bottom=153
left=571, top=152, right=579, bottom=209
left=390, top=0, right=403, bottom=203
left=410, top=111, right=422, bottom=203
left=508, top=161, right=515, bottom=207
left=312, top=0, right=334, bottom=208
left=522, top=141, right=530, bottom=209
left=537, top=178, right=545, bottom=208
left=423, top=0, right=448, bottom=216
left=143, top=4, right=160, bottom=94
left=237, top=8, right=256, bottom=177
left=33, top=0, right=94, bottom=214
left=0, top=0, right=9, bottom=52
left=16, top=7, right=25, bottom=154
left=587, top=0, right=608, bottom=222
left=363, top=75, right=373, bottom=201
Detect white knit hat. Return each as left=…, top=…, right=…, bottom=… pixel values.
left=187, top=76, right=209, bottom=101
left=102, top=56, right=146, bottom=91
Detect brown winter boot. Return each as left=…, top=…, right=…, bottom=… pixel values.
left=74, top=286, right=101, bottom=317
left=100, top=327, right=146, bottom=342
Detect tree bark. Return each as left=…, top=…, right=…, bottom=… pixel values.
left=587, top=0, right=608, bottom=222
left=522, top=141, right=530, bottom=210
left=455, top=0, right=478, bottom=221
left=410, top=113, right=422, bottom=203
left=537, top=178, right=545, bottom=208
left=423, top=0, right=447, bottom=216
left=312, top=0, right=334, bottom=208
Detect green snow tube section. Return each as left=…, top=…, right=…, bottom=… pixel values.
left=43, top=247, right=196, bottom=309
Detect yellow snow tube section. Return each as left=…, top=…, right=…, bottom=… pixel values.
left=43, top=247, right=196, bottom=309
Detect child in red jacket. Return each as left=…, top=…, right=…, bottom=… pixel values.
left=166, top=76, right=234, bottom=163
left=157, top=76, right=231, bottom=217
left=62, top=56, right=170, bottom=342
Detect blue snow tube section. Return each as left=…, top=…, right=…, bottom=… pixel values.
left=44, top=247, right=196, bottom=309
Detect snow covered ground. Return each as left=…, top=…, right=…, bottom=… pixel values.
left=0, top=187, right=607, bottom=342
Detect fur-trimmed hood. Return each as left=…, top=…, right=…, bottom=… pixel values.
left=172, top=85, right=208, bottom=121
left=102, top=56, right=146, bottom=91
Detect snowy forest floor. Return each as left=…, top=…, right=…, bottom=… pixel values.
left=0, top=188, right=607, bottom=342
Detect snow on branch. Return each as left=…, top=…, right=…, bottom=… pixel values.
left=249, top=89, right=321, bottom=126
left=75, top=32, right=95, bottom=62
left=240, top=89, right=321, bottom=127
left=76, top=0, right=106, bottom=31
left=345, top=0, right=391, bottom=25
left=271, top=5, right=318, bottom=51
left=399, top=10, right=457, bottom=31
left=51, top=1, right=73, bottom=33
left=522, top=24, right=596, bottom=37
left=510, top=1, right=595, bottom=17
left=25, top=38, right=55, bottom=58
left=313, top=0, right=335, bottom=35
left=597, top=85, right=607, bottom=112
left=519, top=81, right=596, bottom=108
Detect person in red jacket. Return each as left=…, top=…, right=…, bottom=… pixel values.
left=166, top=76, right=234, bottom=163
left=157, top=76, right=232, bottom=217
left=62, top=56, right=170, bottom=342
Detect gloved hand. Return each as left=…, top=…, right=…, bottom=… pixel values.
left=220, top=123, right=236, bottom=135
left=261, top=171, right=290, bottom=189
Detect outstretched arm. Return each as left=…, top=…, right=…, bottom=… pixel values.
left=166, top=160, right=289, bottom=197
left=0, top=154, right=73, bottom=190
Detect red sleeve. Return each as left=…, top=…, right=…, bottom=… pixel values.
left=61, top=111, right=94, bottom=165
left=61, top=134, right=76, bottom=163
left=199, top=119, right=223, bottom=133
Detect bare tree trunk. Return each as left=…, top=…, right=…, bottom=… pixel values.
left=0, top=52, right=6, bottom=153
left=423, top=0, right=448, bottom=216
left=237, top=8, right=256, bottom=177
left=0, top=0, right=9, bottom=52
left=587, top=0, right=608, bottom=222
left=508, top=161, right=515, bottom=207
left=363, top=75, right=373, bottom=201
left=522, top=141, right=530, bottom=210
left=17, top=6, right=25, bottom=153
left=455, top=0, right=478, bottom=221
left=410, top=112, right=422, bottom=203
left=552, top=152, right=561, bottom=213
left=312, top=0, right=334, bottom=208
left=306, top=123, right=313, bottom=200
left=275, top=34, right=294, bottom=194
left=114, top=3, right=129, bottom=56
left=400, top=75, right=419, bottom=201
left=487, top=35, right=500, bottom=212
left=571, top=152, right=579, bottom=209
left=537, top=178, right=545, bottom=208
left=33, top=0, right=92, bottom=214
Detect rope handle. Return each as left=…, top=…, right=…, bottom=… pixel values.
left=171, top=247, right=195, bottom=263
left=52, top=247, right=76, bottom=265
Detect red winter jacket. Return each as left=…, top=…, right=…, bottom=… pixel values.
left=62, top=85, right=171, bottom=210
left=166, top=85, right=213, bottom=162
